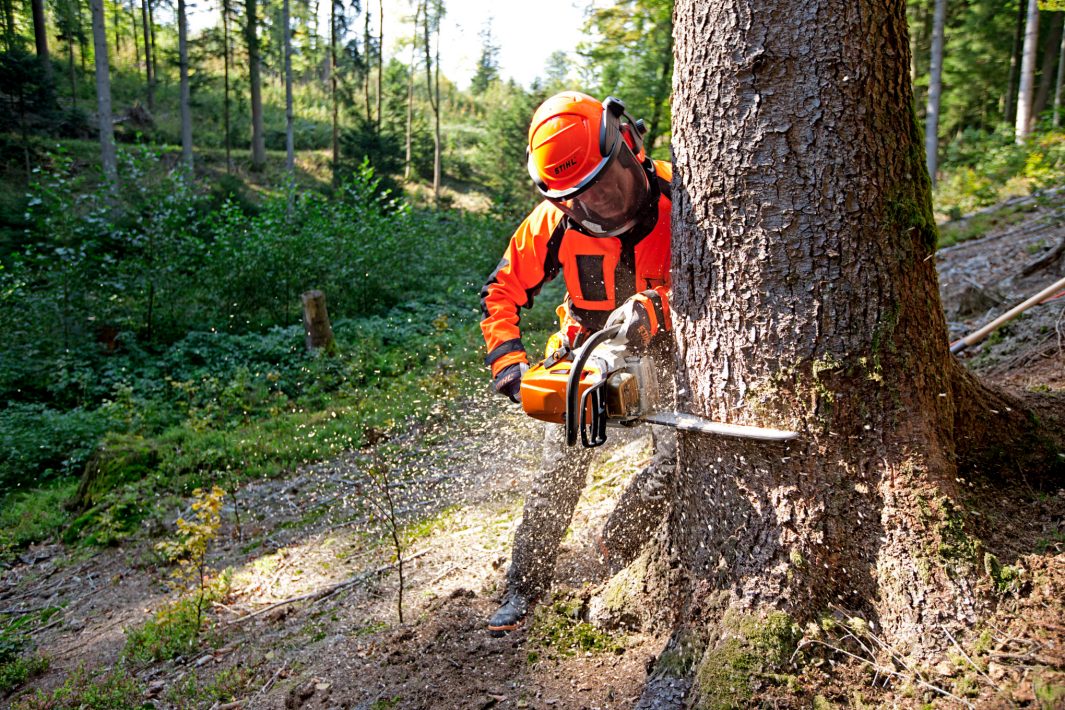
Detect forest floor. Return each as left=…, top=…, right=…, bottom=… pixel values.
left=2, top=193, right=1064, bottom=709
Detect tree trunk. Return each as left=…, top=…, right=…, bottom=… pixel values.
left=643, top=0, right=1065, bottom=706
left=1033, top=11, right=1064, bottom=120
left=376, top=0, right=382, bottom=132
left=147, top=0, right=157, bottom=86
left=283, top=0, right=294, bottom=175
left=129, top=0, right=138, bottom=66
left=141, top=0, right=153, bottom=109
left=1015, top=0, right=1039, bottom=142
left=364, top=7, right=371, bottom=124
left=1005, top=0, right=1026, bottom=124
left=90, top=0, right=117, bottom=185
left=2, top=0, right=14, bottom=52
left=222, top=0, right=231, bottom=171
left=247, top=0, right=265, bottom=169
left=301, top=290, right=335, bottom=352
left=330, top=0, right=338, bottom=184
left=178, top=0, right=192, bottom=169
left=423, top=1, right=441, bottom=202
left=112, top=0, right=120, bottom=56
left=31, top=0, right=52, bottom=79
left=925, top=0, right=946, bottom=186
left=1055, top=21, right=1065, bottom=128
left=404, top=3, right=419, bottom=181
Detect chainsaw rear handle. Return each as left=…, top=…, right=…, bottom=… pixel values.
left=565, top=324, right=622, bottom=446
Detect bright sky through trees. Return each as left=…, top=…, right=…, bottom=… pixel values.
left=187, top=0, right=589, bottom=90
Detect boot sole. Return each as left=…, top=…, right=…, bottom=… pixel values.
left=487, top=621, right=521, bottom=637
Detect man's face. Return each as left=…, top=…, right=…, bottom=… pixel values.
left=558, top=143, right=649, bottom=235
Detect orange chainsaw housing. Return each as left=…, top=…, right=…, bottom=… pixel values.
left=520, top=358, right=603, bottom=424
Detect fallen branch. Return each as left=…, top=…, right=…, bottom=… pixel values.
left=225, top=547, right=431, bottom=626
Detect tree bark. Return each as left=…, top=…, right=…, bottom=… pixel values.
left=31, top=0, right=52, bottom=79
left=423, top=1, right=441, bottom=202
left=1005, top=0, right=1026, bottom=125
left=376, top=0, right=382, bottom=132
left=364, top=6, right=371, bottom=124
left=301, top=290, right=335, bottom=352
left=1055, top=21, right=1065, bottom=128
left=90, top=0, right=117, bottom=185
left=247, top=0, right=266, bottom=169
left=178, top=0, right=192, bottom=169
left=2, top=0, right=14, bottom=52
left=1015, top=0, right=1039, bottom=142
left=646, top=0, right=1065, bottom=705
left=283, top=0, right=294, bottom=175
left=222, top=0, right=232, bottom=171
left=140, top=0, right=153, bottom=110
left=330, top=0, right=338, bottom=184
left=925, top=0, right=946, bottom=187
left=1033, top=11, right=1064, bottom=120
left=404, top=3, right=420, bottom=181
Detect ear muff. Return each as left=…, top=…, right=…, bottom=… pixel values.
left=603, top=96, right=647, bottom=162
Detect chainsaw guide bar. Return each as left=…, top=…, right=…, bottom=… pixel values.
left=640, top=411, right=799, bottom=442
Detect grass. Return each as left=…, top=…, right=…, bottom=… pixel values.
left=527, top=596, right=624, bottom=660
left=10, top=665, right=144, bottom=709
left=0, top=654, right=49, bottom=694
left=0, top=480, right=80, bottom=564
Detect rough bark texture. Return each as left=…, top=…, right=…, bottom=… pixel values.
left=90, top=0, right=117, bottom=184
left=177, top=0, right=192, bottom=169
left=301, top=290, right=335, bottom=352
left=655, top=0, right=1064, bottom=705
left=247, top=0, right=266, bottom=169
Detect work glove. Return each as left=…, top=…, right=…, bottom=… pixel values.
left=493, top=362, right=528, bottom=404
left=605, top=289, right=671, bottom=349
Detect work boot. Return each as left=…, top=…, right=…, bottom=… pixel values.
left=487, top=590, right=532, bottom=637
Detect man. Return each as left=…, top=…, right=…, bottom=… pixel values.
left=479, top=91, right=675, bottom=635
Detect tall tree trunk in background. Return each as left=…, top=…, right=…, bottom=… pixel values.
left=68, top=37, right=77, bottom=107
left=423, top=1, right=440, bottom=201
left=140, top=0, right=153, bottom=110
left=1005, top=0, right=1026, bottom=124
left=404, top=2, right=420, bottom=181
left=925, top=0, right=946, bottom=186
left=1055, top=24, right=1065, bottom=128
left=112, top=0, right=121, bottom=56
left=638, top=0, right=1065, bottom=705
left=222, top=0, right=232, bottom=171
left=363, top=7, right=371, bottom=124
left=1033, top=11, right=1064, bottom=119
left=78, top=0, right=88, bottom=71
left=247, top=0, right=266, bottom=169
left=178, top=0, right=192, bottom=168
left=330, top=0, right=338, bottom=183
left=89, top=0, right=117, bottom=184
left=376, top=0, right=382, bottom=132
left=1015, top=0, right=1039, bottom=142
left=283, top=0, right=294, bottom=175
left=2, top=0, right=15, bottom=52
left=147, top=0, right=157, bottom=81
left=129, top=0, right=138, bottom=66
left=31, top=0, right=52, bottom=80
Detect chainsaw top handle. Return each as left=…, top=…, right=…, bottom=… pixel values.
left=565, top=324, right=622, bottom=446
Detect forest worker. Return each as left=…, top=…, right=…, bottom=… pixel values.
left=479, top=91, right=675, bottom=635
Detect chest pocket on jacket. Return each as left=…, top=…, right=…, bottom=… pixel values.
left=560, top=232, right=619, bottom=310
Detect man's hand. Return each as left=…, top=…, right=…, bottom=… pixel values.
left=605, top=289, right=671, bottom=348
left=494, top=363, right=528, bottom=403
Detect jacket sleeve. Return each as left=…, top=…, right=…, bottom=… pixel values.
left=479, top=202, right=565, bottom=377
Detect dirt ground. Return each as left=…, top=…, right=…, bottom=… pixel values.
left=2, top=196, right=1064, bottom=709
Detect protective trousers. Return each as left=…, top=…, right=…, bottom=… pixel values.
left=506, top=423, right=677, bottom=599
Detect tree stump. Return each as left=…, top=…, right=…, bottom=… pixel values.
left=301, top=290, right=335, bottom=353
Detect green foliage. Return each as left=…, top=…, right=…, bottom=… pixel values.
left=528, top=596, right=624, bottom=658
left=936, top=128, right=1065, bottom=218
left=0, top=479, right=78, bottom=562
left=0, top=405, right=112, bottom=488
left=163, top=667, right=254, bottom=709
left=121, top=584, right=225, bottom=666
left=0, top=653, right=49, bottom=694
left=695, top=611, right=801, bottom=708
left=11, top=664, right=145, bottom=709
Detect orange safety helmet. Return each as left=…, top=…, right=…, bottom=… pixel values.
left=527, top=92, right=651, bottom=236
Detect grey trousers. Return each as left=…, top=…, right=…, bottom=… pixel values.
left=506, top=423, right=677, bottom=598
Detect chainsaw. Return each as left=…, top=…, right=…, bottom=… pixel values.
left=520, top=324, right=799, bottom=448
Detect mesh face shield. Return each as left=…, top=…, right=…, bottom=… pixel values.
left=551, top=141, right=650, bottom=236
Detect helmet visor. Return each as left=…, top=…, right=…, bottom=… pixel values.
left=553, top=144, right=649, bottom=236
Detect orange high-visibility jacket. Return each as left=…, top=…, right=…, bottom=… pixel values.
left=480, top=160, right=672, bottom=377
